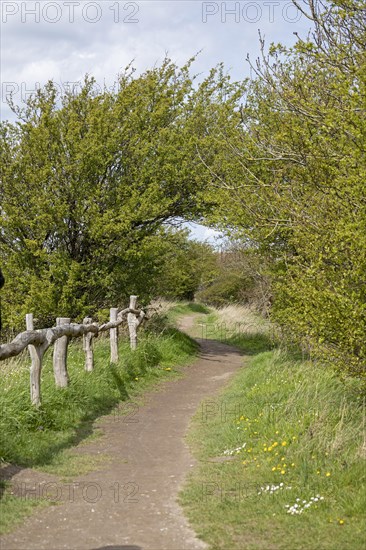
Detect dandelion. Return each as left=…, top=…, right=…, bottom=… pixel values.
left=282, top=441, right=287, bottom=446
left=281, top=470, right=286, bottom=474
left=326, top=472, right=331, bottom=477
left=272, top=467, right=276, bottom=471
left=165, top=367, right=171, bottom=371
left=291, top=463, right=295, bottom=467
left=135, top=377, right=139, bottom=380
left=338, top=519, right=345, bottom=525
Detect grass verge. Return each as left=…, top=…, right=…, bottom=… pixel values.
left=179, top=310, right=366, bottom=550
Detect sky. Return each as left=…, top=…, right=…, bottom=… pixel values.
left=0, top=0, right=312, bottom=243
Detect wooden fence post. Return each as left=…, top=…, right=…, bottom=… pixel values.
left=26, top=313, right=43, bottom=407
left=127, top=296, right=138, bottom=351
left=83, top=317, right=94, bottom=372
left=110, top=308, right=118, bottom=363
left=53, top=317, right=71, bottom=387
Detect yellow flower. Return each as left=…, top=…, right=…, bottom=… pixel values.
left=273, top=442, right=278, bottom=447
left=275, top=431, right=279, bottom=434
left=240, top=416, right=244, bottom=420
left=256, top=464, right=260, bottom=468
left=281, top=457, right=285, bottom=461
left=165, top=367, right=171, bottom=371
left=317, top=470, right=320, bottom=475
left=272, top=467, right=276, bottom=471
left=291, top=463, right=295, bottom=467
left=275, top=452, right=279, bottom=456
left=268, top=446, right=273, bottom=452
left=264, top=448, right=267, bottom=452
left=338, top=519, right=345, bottom=525
left=281, top=470, right=286, bottom=474
left=326, top=472, right=331, bottom=477
left=282, top=441, right=287, bottom=446
left=292, top=436, right=296, bottom=440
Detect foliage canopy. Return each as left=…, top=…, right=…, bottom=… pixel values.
left=0, top=58, right=240, bottom=329
left=201, top=0, right=366, bottom=376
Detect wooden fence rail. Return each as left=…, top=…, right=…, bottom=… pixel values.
left=0, top=295, right=146, bottom=406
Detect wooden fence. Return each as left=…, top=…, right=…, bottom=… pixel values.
left=0, top=295, right=146, bottom=407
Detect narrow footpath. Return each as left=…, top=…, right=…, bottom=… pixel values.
left=0, top=315, right=244, bottom=550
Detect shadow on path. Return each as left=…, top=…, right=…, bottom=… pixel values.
left=92, top=546, right=142, bottom=550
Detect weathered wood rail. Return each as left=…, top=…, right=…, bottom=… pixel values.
left=0, top=295, right=146, bottom=406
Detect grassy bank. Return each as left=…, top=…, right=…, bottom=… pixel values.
left=0, top=318, right=198, bottom=533
left=180, top=307, right=366, bottom=550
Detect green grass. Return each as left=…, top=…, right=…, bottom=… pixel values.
left=167, top=302, right=211, bottom=324
left=180, top=320, right=366, bottom=549
left=195, top=309, right=275, bottom=354
left=0, top=483, right=50, bottom=535
left=0, top=320, right=198, bottom=533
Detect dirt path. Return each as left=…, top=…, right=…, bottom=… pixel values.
left=1, top=315, right=244, bottom=550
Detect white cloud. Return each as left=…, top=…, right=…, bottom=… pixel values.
left=1, top=1, right=312, bottom=120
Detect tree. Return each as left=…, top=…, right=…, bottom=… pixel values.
left=0, top=59, right=242, bottom=330
left=201, top=0, right=366, bottom=376
left=154, top=228, right=219, bottom=301
left=196, top=241, right=272, bottom=312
